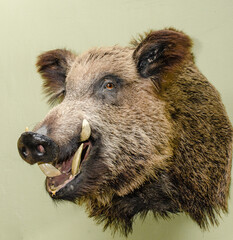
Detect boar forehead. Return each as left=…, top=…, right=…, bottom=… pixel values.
left=66, top=46, right=140, bottom=96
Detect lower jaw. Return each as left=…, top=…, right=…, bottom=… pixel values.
left=46, top=174, right=76, bottom=197
left=46, top=141, right=92, bottom=197
left=46, top=174, right=83, bottom=201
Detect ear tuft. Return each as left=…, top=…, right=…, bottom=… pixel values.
left=133, top=29, right=193, bottom=79
left=130, top=30, right=153, bottom=47
left=36, top=49, right=76, bottom=105
left=36, top=49, right=76, bottom=83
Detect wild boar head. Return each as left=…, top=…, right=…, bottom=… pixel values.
left=17, top=29, right=233, bottom=236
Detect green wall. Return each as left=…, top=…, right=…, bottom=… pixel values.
left=1, top=0, right=232, bottom=239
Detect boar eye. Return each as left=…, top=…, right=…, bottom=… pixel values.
left=93, top=74, right=123, bottom=105
left=104, top=82, right=115, bottom=90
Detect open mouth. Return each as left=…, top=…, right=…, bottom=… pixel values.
left=38, top=119, right=92, bottom=197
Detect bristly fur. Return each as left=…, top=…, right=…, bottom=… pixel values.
left=130, top=28, right=188, bottom=47
left=130, top=30, right=154, bottom=47
left=30, top=28, right=233, bottom=236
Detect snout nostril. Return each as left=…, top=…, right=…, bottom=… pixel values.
left=36, top=144, right=45, bottom=155
left=22, top=146, right=29, bottom=157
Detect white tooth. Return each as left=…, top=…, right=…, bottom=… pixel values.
left=71, top=143, right=83, bottom=176
left=80, top=119, right=91, bottom=142
left=25, top=127, right=29, bottom=132
left=38, top=163, right=61, bottom=177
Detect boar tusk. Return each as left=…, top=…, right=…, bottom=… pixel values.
left=38, top=163, right=61, bottom=177
left=80, top=119, right=91, bottom=142
left=71, top=143, right=83, bottom=176
left=25, top=127, right=29, bottom=132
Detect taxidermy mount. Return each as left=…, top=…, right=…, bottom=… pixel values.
left=18, top=28, right=233, bottom=236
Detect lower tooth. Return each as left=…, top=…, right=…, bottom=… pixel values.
left=38, top=163, right=61, bottom=177
left=71, top=143, right=83, bottom=176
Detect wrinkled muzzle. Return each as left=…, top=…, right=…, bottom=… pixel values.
left=17, top=119, right=92, bottom=197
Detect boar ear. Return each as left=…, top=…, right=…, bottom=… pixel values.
left=36, top=49, right=76, bottom=105
left=133, top=28, right=193, bottom=84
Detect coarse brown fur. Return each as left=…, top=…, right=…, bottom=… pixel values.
left=20, top=28, right=232, bottom=236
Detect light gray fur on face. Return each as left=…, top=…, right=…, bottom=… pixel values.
left=36, top=45, right=173, bottom=196
left=36, top=125, right=48, bottom=135
left=65, top=47, right=137, bottom=98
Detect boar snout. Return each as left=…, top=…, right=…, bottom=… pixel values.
left=18, top=119, right=93, bottom=197
left=17, top=131, right=59, bottom=165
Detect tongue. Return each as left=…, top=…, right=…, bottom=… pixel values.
left=48, top=172, right=72, bottom=188
left=47, top=157, right=73, bottom=189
